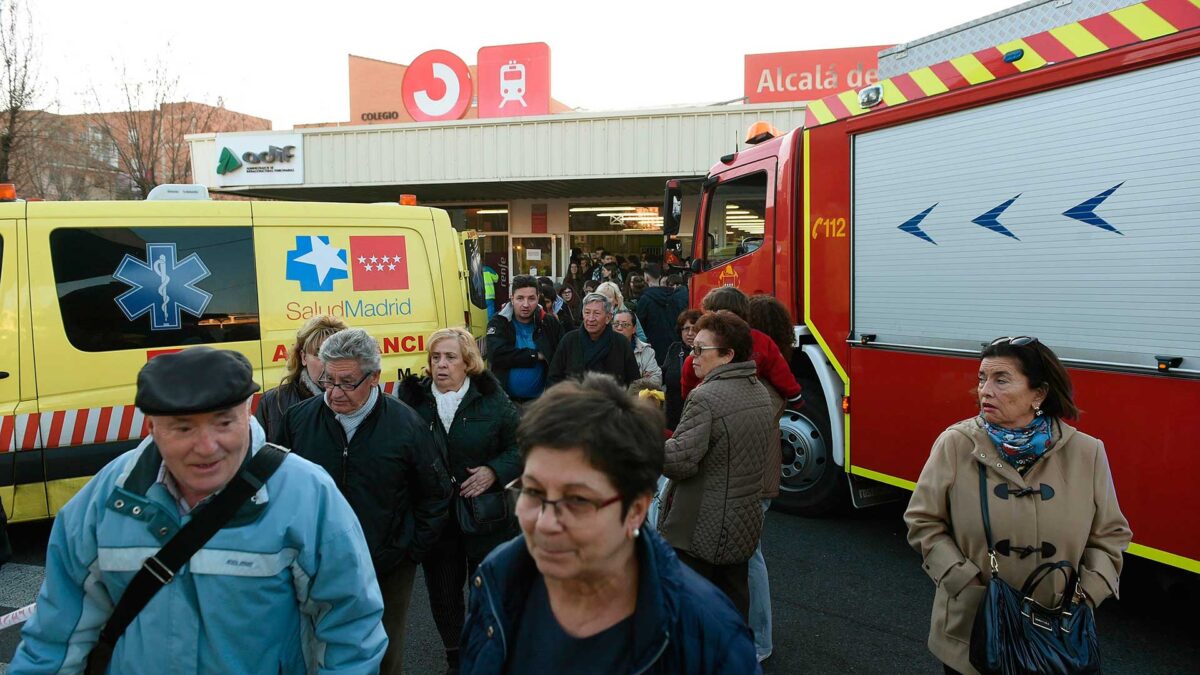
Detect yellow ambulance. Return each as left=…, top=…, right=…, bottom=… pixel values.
left=0, top=184, right=487, bottom=522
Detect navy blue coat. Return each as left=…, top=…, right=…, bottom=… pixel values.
left=636, top=285, right=689, bottom=367
left=460, top=527, right=760, bottom=674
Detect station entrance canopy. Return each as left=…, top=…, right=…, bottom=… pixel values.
left=187, top=104, right=807, bottom=203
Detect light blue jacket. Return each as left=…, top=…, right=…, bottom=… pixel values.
left=11, top=419, right=387, bottom=674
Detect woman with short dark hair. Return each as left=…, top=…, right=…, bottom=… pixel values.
left=905, top=337, right=1131, bottom=674
left=680, top=287, right=802, bottom=409
left=663, top=308, right=703, bottom=431
left=659, top=311, right=775, bottom=620
left=459, top=374, right=758, bottom=674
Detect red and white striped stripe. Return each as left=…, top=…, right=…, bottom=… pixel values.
left=0, top=392, right=274, bottom=453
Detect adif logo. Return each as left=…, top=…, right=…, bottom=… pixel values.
left=216, top=147, right=242, bottom=175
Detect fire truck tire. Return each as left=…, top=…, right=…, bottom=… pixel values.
left=772, top=382, right=845, bottom=517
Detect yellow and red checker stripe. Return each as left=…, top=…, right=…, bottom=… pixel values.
left=804, top=0, right=1200, bottom=128
left=0, top=382, right=398, bottom=452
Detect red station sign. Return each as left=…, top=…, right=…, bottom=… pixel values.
left=401, top=49, right=474, bottom=121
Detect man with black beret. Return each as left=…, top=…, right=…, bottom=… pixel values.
left=12, top=347, right=388, bottom=673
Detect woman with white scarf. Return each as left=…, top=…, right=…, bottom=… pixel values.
left=397, top=327, right=521, bottom=674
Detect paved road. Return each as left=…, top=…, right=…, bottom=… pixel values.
left=3, top=502, right=1198, bottom=673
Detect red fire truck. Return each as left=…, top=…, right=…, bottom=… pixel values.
left=663, top=0, right=1200, bottom=575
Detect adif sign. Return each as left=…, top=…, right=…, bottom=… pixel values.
left=214, top=133, right=303, bottom=187
left=744, top=46, right=889, bottom=103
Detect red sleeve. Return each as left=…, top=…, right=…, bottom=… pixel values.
left=681, top=354, right=699, bottom=400
left=752, top=330, right=801, bottom=400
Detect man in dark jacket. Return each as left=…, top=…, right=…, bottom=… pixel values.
left=486, top=275, right=563, bottom=402
left=282, top=328, right=452, bottom=675
left=636, top=263, right=689, bottom=367
left=548, top=293, right=639, bottom=387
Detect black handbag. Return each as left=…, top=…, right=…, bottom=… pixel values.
left=455, top=490, right=512, bottom=536
left=969, top=462, right=1100, bottom=675
left=85, top=444, right=288, bottom=675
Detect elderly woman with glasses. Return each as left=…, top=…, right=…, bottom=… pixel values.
left=459, top=374, right=759, bottom=674
left=612, top=309, right=662, bottom=393
left=904, top=337, right=1131, bottom=675
left=396, top=327, right=521, bottom=673
left=658, top=310, right=775, bottom=621
left=282, top=328, right=453, bottom=675
left=548, top=292, right=640, bottom=387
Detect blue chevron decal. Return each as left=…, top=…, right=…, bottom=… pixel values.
left=898, top=204, right=938, bottom=244
left=972, top=195, right=1021, bottom=240
left=1063, top=183, right=1124, bottom=235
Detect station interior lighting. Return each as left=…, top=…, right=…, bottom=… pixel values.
left=475, top=209, right=508, bottom=214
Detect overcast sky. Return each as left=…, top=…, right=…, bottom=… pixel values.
left=35, top=0, right=1019, bottom=129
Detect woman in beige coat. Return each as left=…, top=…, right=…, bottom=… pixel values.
left=904, top=337, right=1131, bottom=674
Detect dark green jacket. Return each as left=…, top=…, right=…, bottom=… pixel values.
left=399, top=371, right=521, bottom=559
left=281, top=391, right=453, bottom=575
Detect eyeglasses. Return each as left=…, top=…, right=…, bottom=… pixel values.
left=691, top=344, right=725, bottom=356
left=506, top=478, right=621, bottom=524
left=990, top=336, right=1040, bottom=347
left=317, top=371, right=373, bottom=392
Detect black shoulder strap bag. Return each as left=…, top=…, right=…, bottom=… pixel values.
left=969, top=462, right=1100, bottom=675
left=84, top=443, right=288, bottom=675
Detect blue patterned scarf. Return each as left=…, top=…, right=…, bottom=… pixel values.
left=981, top=414, right=1053, bottom=474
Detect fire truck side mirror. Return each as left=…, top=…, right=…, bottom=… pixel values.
left=690, top=257, right=704, bottom=274
left=662, top=181, right=683, bottom=237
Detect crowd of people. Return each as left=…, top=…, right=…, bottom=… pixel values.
left=6, top=245, right=1130, bottom=675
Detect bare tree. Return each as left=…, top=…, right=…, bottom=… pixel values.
left=88, top=59, right=227, bottom=199
left=0, top=0, right=40, bottom=183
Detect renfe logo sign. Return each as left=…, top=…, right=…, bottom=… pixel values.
left=744, top=46, right=889, bottom=103
left=401, top=49, right=474, bottom=122
left=477, top=42, right=551, bottom=118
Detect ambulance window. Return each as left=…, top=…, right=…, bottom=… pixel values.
left=704, top=172, right=768, bottom=267
left=49, top=227, right=260, bottom=352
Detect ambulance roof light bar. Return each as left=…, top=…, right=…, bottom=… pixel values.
left=399, top=194, right=418, bottom=206
left=0, top=183, right=17, bottom=201
left=745, top=122, right=782, bottom=145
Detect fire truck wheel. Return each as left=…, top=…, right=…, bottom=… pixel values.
left=772, top=388, right=845, bottom=517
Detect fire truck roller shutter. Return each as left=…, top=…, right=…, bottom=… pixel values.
left=851, top=55, right=1200, bottom=374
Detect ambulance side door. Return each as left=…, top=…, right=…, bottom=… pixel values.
left=27, top=201, right=261, bottom=516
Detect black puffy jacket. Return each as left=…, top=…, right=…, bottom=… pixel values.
left=281, top=391, right=452, bottom=575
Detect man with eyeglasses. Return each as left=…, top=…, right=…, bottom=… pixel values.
left=282, top=328, right=452, bottom=675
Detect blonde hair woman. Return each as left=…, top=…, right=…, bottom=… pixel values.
left=396, top=327, right=521, bottom=673
left=254, top=314, right=346, bottom=442
left=597, top=281, right=646, bottom=342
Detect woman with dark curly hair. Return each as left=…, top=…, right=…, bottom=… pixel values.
left=748, top=294, right=793, bottom=363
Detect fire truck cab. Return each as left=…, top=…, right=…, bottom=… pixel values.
left=664, top=0, right=1200, bottom=574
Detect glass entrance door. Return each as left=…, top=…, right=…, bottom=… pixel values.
left=510, top=236, right=556, bottom=281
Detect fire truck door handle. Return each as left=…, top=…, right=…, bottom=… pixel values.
left=0, top=371, right=8, bottom=379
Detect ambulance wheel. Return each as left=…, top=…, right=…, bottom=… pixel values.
left=772, top=388, right=844, bottom=517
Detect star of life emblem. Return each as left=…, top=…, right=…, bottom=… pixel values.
left=113, top=243, right=213, bottom=330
